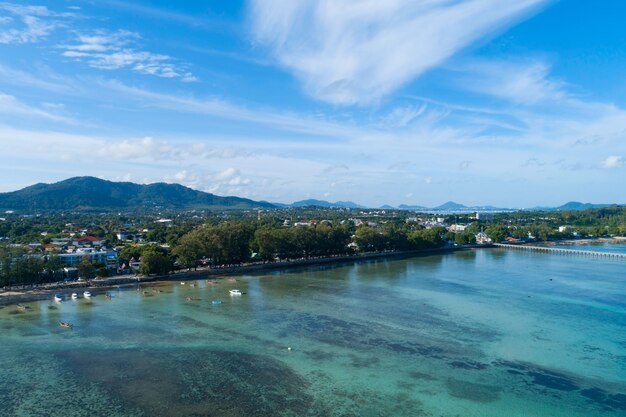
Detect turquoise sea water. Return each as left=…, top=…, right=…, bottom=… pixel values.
left=1, top=248, right=625, bottom=416
left=552, top=240, right=626, bottom=254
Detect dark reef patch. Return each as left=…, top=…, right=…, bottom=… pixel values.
left=173, top=315, right=210, bottom=328
left=287, top=312, right=451, bottom=359
left=304, top=349, right=337, bottom=361
left=449, top=360, right=489, bottom=370
left=349, top=354, right=380, bottom=368
left=445, top=379, right=500, bottom=403
left=494, top=360, right=579, bottom=391
left=408, top=371, right=436, bottom=381
left=57, top=348, right=316, bottom=417
left=527, top=370, right=579, bottom=392
left=581, top=388, right=626, bottom=411
left=494, top=359, right=626, bottom=411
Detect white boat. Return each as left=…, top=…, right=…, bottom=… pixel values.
left=83, top=291, right=92, bottom=298
left=71, top=293, right=78, bottom=300
left=53, top=294, right=62, bottom=302
left=229, top=289, right=242, bottom=296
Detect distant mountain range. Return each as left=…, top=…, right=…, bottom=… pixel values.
left=289, top=199, right=362, bottom=209
left=0, top=177, right=620, bottom=212
left=552, top=201, right=612, bottom=211
left=0, top=177, right=275, bottom=211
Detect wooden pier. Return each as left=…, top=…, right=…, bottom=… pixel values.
left=492, top=243, right=626, bottom=259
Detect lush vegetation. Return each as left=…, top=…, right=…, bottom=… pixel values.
left=1, top=204, right=625, bottom=288
left=0, top=176, right=274, bottom=211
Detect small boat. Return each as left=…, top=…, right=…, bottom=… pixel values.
left=59, top=321, right=73, bottom=329
left=229, top=289, right=242, bottom=296
left=54, top=294, right=62, bottom=303
left=83, top=291, right=91, bottom=298
left=71, top=293, right=78, bottom=300
left=16, top=304, right=31, bottom=311
left=105, top=293, right=112, bottom=300
left=211, top=300, right=223, bottom=305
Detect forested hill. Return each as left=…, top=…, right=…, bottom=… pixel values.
left=0, top=177, right=275, bottom=211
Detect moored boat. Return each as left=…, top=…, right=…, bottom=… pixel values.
left=83, top=291, right=91, bottom=298
left=229, top=289, right=242, bottom=296
left=71, top=293, right=78, bottom=300
left=59, top=321, right=73, bottom=329
left=53, top=294, right=62, bottom=303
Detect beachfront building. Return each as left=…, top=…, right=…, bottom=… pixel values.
left=475, top=231, right=492, bottom=244
left=71, top=236, right=106, bottom=247
left=58, top=251, right=117, bottom=267
left=448, top=223, right=469, bottom=232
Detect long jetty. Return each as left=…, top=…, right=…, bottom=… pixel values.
left=493, top=243, right=626, bottom=259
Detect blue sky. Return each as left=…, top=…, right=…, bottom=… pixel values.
left=1, top=0, right=625, bottom=208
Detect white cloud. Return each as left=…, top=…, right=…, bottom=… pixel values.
left=96, top=137, right=181, bottom=161
left=0, top=3, right=69, bottom=44
left=60, top=29, right=196, bottom=80
left=249, top=0, right=546, bottom=105
left=163, top=170, right=200, bottom=188
left=455, top=59, right=567, bottom=104
left=215, top=167, right=239, bottom=180
left=601, top=155, right=624, bottom=169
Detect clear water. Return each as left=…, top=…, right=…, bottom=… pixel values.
left=552, top=240, right=626, bottom=254
left=1, top=249, right=625, bottom=417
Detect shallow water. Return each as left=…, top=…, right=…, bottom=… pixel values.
left=1, top=249, right=625, bottom=416
left=552, top=240, right=626, bottom=254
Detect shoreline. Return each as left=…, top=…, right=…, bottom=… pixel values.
left=0, top=245, right=484, bottom=306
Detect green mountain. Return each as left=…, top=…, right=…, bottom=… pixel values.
left=290, top=199, right=362, bottom=209
left=0, top=177, right=275, bottom=211
left=432, top=201, right=467, bottom=210
left=555, top=201, right=611, bottom=211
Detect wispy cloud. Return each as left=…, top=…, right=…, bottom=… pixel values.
left=454, top=59, right=568, bottom=105
left=0, top=64, right=71, bottom=92
left=103, top=79, right=372, bottom=139
left=101, top=0, right=239, bottom=32
left=0, top=92, right=77, bottom=124
left=0, top=3, right=197, bottom=81
left=249, top=0, right=547, bottom=105
left=60, top=29, right=196, bottom=80
left=0, top=3, right=68, bottom=43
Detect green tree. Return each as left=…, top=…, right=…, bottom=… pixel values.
left=138, top=246, right=173, bottom=275
left=173, top=232, right=205, bottom=268
left=454, top=231, right=476, bottom=245
left=96, top=267, right=110, bottom=278
left=77, top=255, right=94, bottom=280
left=485, top=225, right=507, bottom=243
left=42, top=254, right=63, bottom=282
